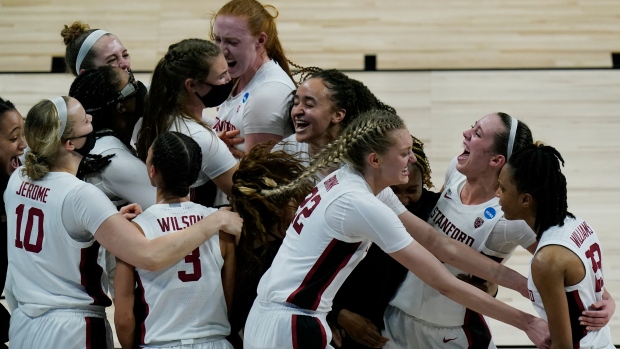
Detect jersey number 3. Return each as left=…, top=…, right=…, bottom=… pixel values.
left=292, top=187, right=322, bottom=234
left=14, top=204, right=44, bottom=253
left=178, top=248, right=202, bottom=282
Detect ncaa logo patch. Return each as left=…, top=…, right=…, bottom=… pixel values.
left=474, top=217, right=485, bottom=228
left=484, top=207, right=496, bottom=219
left=242, top=92, right=250, bottom=103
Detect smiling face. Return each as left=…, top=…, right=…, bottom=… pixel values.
left=456, top=113, right=506, bottom=178
left=0, top=110, right=27, bottom=176
left=392, top=164, right=423, bottom=206
left=90, top=34, right=130, bottom=72
left=212, top=15, right=263, bottom=80
left=374, top=128, right=416, bottom=187
left=291, top=78, right=344, bottom=147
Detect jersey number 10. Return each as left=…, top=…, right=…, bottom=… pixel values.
left=14, top=204, right=44, bottom=253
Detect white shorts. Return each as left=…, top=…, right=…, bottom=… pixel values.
left=141, top=336, right=233, bottom=349
left=10, top=307, right=113, bottom=349
left=382, top=305, right=496, bottom=349
left=243, top=300, right=332, bottom=349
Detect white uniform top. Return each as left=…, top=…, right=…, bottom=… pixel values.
left=257, top=165, right=413, bottom=314
left=273, top=135, right=407, bottom=216
left=528, top=216, right=613, bottom=348
left=168, top=118, right=237, bottom=187
left=4, top=168, right=118, bottom=317
left=85, top=134, right=155, bottom=209
left=132, top=202, right=230, bottom=344
left=389, top=157, right=536, bottom=326
left=272, top=134, right=311, bottom=167
left=214, top=60, right=295, bottom=153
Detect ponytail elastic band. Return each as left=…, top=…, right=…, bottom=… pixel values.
left=49, top=96, right=68, bottom=139
left=506, top=116, right=518, bottom=161
left=75, top=29, right=109, bottom=73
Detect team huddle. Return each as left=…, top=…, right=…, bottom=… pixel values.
left=0, top=0, right=615, bottom=348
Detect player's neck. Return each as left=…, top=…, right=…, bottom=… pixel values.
left=156, top=190, right=190, bottom=205
left=460, top=178, right=497, bottom=205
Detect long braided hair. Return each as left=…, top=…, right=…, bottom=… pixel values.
left=136, top=39, right=220, bottom=161
left=150, top=131, right=202, bottom=198
left=411, top=135, right=434, bottom=189
left=229, top=143, right=314, bottom=275
left=264, top=109, right=407, bottom=198
left=507, top=142, right=574, bottom=238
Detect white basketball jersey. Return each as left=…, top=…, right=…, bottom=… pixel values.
left=257, top=166, right=412, bottom=314
left=390, top=160, right=503, bottom=326
left=214, top=60, right=295, bottom=153
left=5, top=170, right=111, bottom=317
left=528, top=217, right=613, bottom=348
left=132, top=202, right=230, bottom=344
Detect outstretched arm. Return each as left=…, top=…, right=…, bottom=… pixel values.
left=398, top=210, right=529, bottom=297
left=390, top=240, right=550, bottom=348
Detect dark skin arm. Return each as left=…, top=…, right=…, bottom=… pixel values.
left=532, top=245, right=585, bottom=349
left=220, top=232, right=236, bottom=314
left=113, top=258, right=136, bottom=349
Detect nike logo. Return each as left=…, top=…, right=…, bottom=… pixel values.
left=443, top=337, right=457, bottom=343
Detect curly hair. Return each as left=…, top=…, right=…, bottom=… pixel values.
left=229, top=143, right=314, bottom=275
left=411, top=135, right=434, bottom=189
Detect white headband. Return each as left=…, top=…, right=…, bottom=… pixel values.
left=75, top=29, right=109, bottom=73
left=49, top=97, right=68, bottom=139
left=506, top=116, right=518, bottom=161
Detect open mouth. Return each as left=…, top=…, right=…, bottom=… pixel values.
left=401, top=166, right=409, bottom=176
left=458, top=143, right=470, bottom=160
left=227, top=60, right=237, bottom=68
left=11, top=156, right=20, bottom=169
left=294, top=120, right=310, bottom=133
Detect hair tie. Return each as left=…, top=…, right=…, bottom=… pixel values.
left=75, top=29, right=109, bottom=73
left=507, top=116, right=518, bottom=161
left=48, top=96, right=68, bottom=139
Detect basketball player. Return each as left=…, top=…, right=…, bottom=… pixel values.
left=498, top=143, right=614, bottom=348
left=383, top=113, right=614, bottom=349
left=61, top=21, right=130, bottom=76
left=243, top=109, right=550, bottom=349
left=114, top=131, right=235, bottom=349
left=328, top=136, right=440, bottom=349
left=3, top=96, right=242, bottom=349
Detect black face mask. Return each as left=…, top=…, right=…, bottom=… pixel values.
left=195, top=80, right=234, bottom=108
left=73, top=131, right=97, bottom=157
